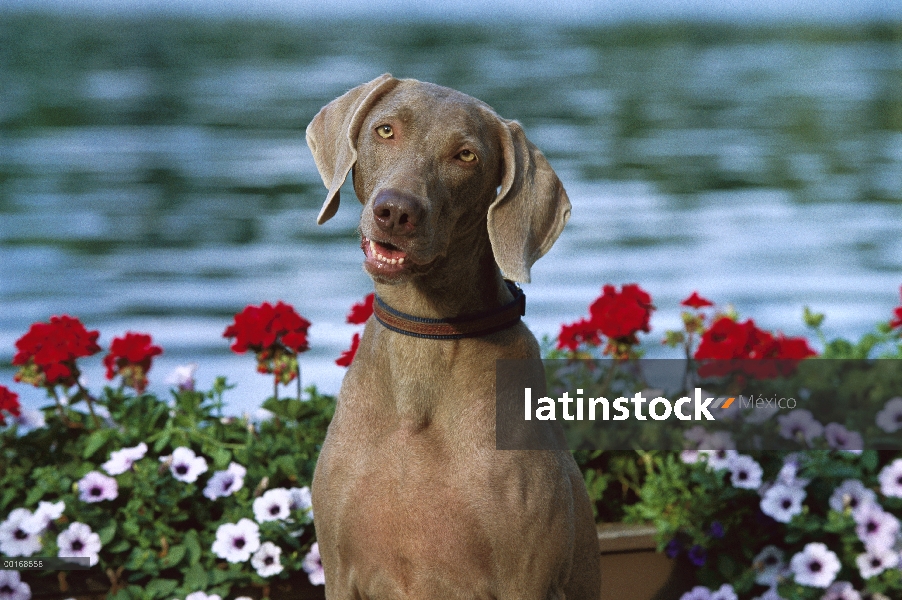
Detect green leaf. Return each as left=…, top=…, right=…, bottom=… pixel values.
left=97, top=521, right=117, bottom=545
left=211, top=447, right=231, bottom=469
left=145, top=578, right=178, bottom=600
left=82, top=428, right=114, bottom=460
left=153, top=430, right=172, bottom=453
left=184, top=530, right=202, bottom=565
left=161, top=544, right=186, bottom=568
left=184, top=563, right=208, bottom=591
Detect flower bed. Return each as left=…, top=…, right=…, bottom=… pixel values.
left=1, top=286, right=901, bottom=600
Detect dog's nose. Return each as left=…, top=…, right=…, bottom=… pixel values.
left=372, top=190, right=424, bottom=236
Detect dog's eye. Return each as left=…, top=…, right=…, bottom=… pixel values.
left=376, top=125, right=394, bottom=139
left=457, top=149, right=477, bottom=163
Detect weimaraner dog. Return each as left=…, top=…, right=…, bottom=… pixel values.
left=306, top=74, right=600, bottom=599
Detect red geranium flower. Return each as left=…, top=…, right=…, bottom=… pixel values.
left=890, top=285, right=902, bottom=330
left=694, top=317, right=757, bottom=360
left=223, top=301, right=311, bottom=385
left=681, top=291, right=714, bottom=309
left=13, top=315, right=101, bottom=388
left=103, top=332, right=163, bottom=394
left=589, top=284, right=655, bottom=340
left=336, top=333, right=361, bottom=367
left=0, top=385, right=21, bottom=426
left=557, top=318, right=603, bottom=352
left=347, top=294, right=374, bottom=325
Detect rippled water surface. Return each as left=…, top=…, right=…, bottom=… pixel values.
left=1, top=16, right=900, bottom=410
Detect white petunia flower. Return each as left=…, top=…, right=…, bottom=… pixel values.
left=751, top=588, right=784, bottom=600
left=57, top=522, right=102, bottom=566
left=0, top=508, right=43, bottom=557
left=20, top=500, right=65, bottom=535
left=102, top=442, right=148, bottom=475
left=185, top=593, right=221, bottom=600
left=77, top=471, right=119, bottom=503
left=253, top=488, right=292, bottom=523
left=302, top=542, right=325, bottom=586
left=752, top=545, right=786, bottom=587
left=853, top=502, right=900, bottom=552
left=0, top=570, right=31, bottom=600
left=251, top=541, right=284, bottom=577
left=875, top=396, right=902, bottom=433
left=211, top=519, right=260, bottom=563
left=699, top=432, right=737, bottom=471
left=679, top=587, right=713, bottom=600
left=789, top=542, right=840, bottom=588
left=161, top=447, right=208, bottom=483
left=203, top=462, right=247, bottom=500
left=709, top=583, right=737, bottom=600
left=823, top=423, right=863, bottom=453
left=166, top=363, right=198, bottom=391
left=820, top=581, right=862, bottom=600
left=289, top=486, right=313, bottom=520
left=728, top=454, right=763, bottom=489
left=12, top=408, right=46, bottom=432
left=855, top=546, right=899, bottom=579
left=778, top=409, right=824, bottom=444
left=828, top=480, right=876, bottom=517
left=761, top=483, right=806, bottom=523
left=877, top=458, right=902, bottom=498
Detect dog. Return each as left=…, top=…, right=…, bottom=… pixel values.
left=305, top=74, right=600, bottom=599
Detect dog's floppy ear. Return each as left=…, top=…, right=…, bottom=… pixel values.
left=487, top=119, right=571, bottom=283
left=306, top=74, right=400, bottom=225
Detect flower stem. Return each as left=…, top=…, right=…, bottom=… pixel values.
left=296, top=361, right=302, bottom=402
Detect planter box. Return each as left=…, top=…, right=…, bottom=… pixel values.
left=27, top=524, right=687, bottom=600
left=598, top=523, right=693, bottom=600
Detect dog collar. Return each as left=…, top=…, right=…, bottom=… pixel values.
left=373, top=281, right=525, bottom=340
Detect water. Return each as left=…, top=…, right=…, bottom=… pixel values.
left=1, top=15, right=900, bottom=412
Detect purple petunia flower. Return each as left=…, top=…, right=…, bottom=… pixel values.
left=778, top=409, right=824, bottom=444
left=821, top=581, right=863, bottom=600
left=828, top=480, right=876, bottom=517
left=753, top=545, right=786, bottom=587
left=688, top=544, right=707, bottom=567
left=303, top=542, right=325, bottom=586
left=823, top=423, right=863, bottom=453
left=789, top=542, right=840, bottom=588
left=77, top=471, right=118, bottom=503
left=709, top=521, right=725, bottom=539
left=699, top=432, right=738, bottom=471
left=185, top=592, right=221, bottom=600
left=203, top=462, right=247, bottom=500
left=875, top=396, right=902, bottom=433
left=665, top=538, right=681, bottom=558
left=288, top=486, right=313, bottom=520
left=878, top=458, right=902, bottom=498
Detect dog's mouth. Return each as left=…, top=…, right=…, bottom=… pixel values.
left=361, top=236, right=413, bottom=277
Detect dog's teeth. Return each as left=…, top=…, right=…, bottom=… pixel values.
left=389, top=259, right=397, bottom=265
left=397, top=257, right=405, bottom=264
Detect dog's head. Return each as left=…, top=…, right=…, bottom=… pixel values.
left=306, top=74, right=570, bottom=284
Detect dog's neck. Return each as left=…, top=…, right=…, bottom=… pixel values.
left=372, top=233, right=514, bottom=321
